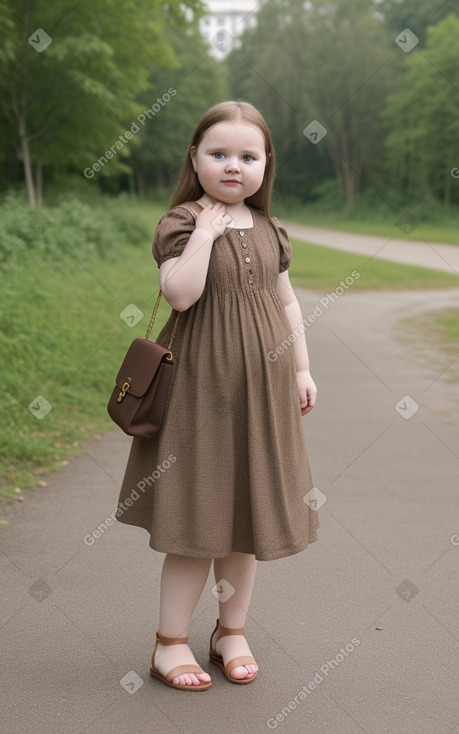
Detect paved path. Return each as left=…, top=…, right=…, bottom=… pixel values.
left=283, top=221, right=459, bottom=274
left=2, top=287, right=459, bottom=734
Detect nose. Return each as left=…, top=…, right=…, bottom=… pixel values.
left=225, top=156, right=240, bottom=172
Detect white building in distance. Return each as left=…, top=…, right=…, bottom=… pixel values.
left=199, top=0, right=261, bottom=59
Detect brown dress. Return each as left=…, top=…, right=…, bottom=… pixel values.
left=116, top=203, right=320, bottom=561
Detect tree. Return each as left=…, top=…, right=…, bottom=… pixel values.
left=0, top=0, right=203, bottom=206
left=383, top=14, right=459, bottom=204
left=128, top=15, right=228, bottom=199
left=226, top=0, right=394, bottom=205
left=378, top=0, right=459, bottom=45
left=226, top=0, right=335, bottom=203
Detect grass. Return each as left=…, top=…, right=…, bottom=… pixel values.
left=288, top=238, right=459, bottom=291
left=397, top=307, right=459, bottom=383
left=0, top=199, right=167, bottom=502
left=271, top=202, right=459, bottom=246
left=288, top=215, right=459, bottom=246
left=0, top=196, right=458, bottom=503
left=436, top=309, right=459, bottom=346
left=0, top=239, right=175, bottom=502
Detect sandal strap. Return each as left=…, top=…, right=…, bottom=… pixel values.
left=156, top=629, right=188, bottom=645
left=224, top=655, right=256, bottom=677
left=165, top=664, right=206, bottom=682
left=216, top=619, right=245, bottom=636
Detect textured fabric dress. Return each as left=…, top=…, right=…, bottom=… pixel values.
left=116, top=203, right=320, bottom=561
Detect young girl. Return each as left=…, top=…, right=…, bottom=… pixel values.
left=116, top=100, right=320, bottom=691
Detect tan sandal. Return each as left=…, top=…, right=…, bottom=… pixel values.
left=209, top=618, right=258, bottom=684
left=149, top=630, right=212, bottom=691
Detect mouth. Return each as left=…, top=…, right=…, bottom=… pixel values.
left=222, top=179, right=241, bottom=184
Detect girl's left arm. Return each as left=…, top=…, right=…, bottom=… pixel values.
left=276, top=271, right=317, bottom=416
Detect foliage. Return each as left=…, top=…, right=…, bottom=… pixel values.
left=378, top=0, right=459, bottom=44
left=0, top=0, right=458, bottom=208
left=128, top=14, right=228, bottom=197
left=226, top=0, right=395, bottom=205
left=383, top=14, right=459, bottom=204
left=0, top=193, right=152, bottom=263
left=0, top=197, right=166, bottom=499
left=0, top=0, right=204, bottom=203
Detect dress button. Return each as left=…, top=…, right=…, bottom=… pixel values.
left=241, top=242, right=248, bottom=249
left=248, top=278, right=253, bottom=284
left=239, top=231, right=245, bottom=236
left=245, top=256, right=251, bottom=263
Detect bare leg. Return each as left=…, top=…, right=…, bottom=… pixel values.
left=212, top=551, right=258, bottom=680
left=155, top=553, right=212, bottom=687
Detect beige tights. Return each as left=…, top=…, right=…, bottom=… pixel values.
left=154, top=551, right=258, bottom=686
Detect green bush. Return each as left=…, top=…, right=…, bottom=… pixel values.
left=0, top=195, right=162, bottom=500
left=0, top=193, right=153, bottom=264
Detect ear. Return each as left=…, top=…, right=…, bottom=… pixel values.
left=190, top=146, right=197, bottom=172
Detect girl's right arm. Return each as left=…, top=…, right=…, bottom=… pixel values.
left=159, top=202, right=232, bottom=312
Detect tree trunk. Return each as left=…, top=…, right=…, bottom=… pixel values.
left=17, top=0, right=35, bottom=207
left=35, top=163, right=43, bottom=206
left=328, top=122, right=360, bottom=206
left=18, top=114, right=35, bottom=207
left=329, top=145, right=356, bottom=206
left=342, top=163, right=354, bottom=206
left=328, top=144, right=346, bottom=201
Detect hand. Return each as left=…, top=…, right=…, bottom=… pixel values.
left=296, top=370, right=317, bottom=416
left=195, top=202, right=234, bottom=240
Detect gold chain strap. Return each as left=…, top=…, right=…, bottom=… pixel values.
left=145, top=290, right=180, bottom=351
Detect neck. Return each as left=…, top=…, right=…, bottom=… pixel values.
left=199, top=194, right=248, bottom=215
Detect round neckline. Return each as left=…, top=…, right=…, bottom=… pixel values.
left=193, top=201, right=255, bottom=230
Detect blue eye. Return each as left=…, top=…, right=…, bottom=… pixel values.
left=242, top=155, right=254, bottom=163
left=212, top=152, right=224, bottom=159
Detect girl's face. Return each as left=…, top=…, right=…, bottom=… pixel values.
left=190, top=120, right=267, bottom=205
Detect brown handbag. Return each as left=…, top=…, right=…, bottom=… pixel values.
left=107, top=290, right=180, bottom=437
left=108, top=201, right=200, bottom=437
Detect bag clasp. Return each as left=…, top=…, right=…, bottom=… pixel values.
left=117, top=378, right=132, bottom=403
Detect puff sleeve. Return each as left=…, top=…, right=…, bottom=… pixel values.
left=271, top=216, right=293, bottom=273
left=152, top=206, right=196, bottom=269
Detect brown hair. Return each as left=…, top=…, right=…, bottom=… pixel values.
left=169, top=100, right=276, bottom=216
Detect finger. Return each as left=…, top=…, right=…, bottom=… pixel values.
left=307, top=393, right=316, bottom=408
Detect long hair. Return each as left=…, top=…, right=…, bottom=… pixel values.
left=169, top=100, right=276, bottom=217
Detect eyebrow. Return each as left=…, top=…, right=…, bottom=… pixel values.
left=205, top=146, right=260, bottom=156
